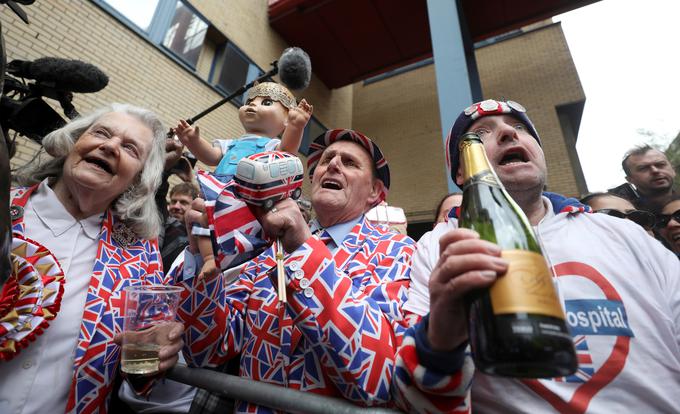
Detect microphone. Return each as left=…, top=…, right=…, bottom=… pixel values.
left=7, top=57, right=109, bottom=93
left=1, top=0, right=35, bottom=24
left=183, top=47, right=312, bottom=126
left=278, top=47, right=311, bottom=91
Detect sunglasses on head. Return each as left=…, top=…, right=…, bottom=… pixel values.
left=655, top=209, right=680, bottom=229
left=594, top=209, right=656, bottom=230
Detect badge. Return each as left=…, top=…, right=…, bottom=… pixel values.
left=9, top=206, right=23, bottom=221
left=507, top=100, right=527, bottom=113
left=479, top=99, right=500, bottom=112
left=1, top=237, right=64, bottom=361
left=112, top=222, right=137, bottom=248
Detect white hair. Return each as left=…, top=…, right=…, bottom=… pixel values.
left=14, top=103, right=166, bottom=239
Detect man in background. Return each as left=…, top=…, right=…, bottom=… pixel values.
left=609, top=144, right=676, bottom=213
left=168, top=182, right=198, bottom=220
left=162, top=182, right=198, bottom=270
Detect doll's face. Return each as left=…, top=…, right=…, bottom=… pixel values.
left=238, top=96, right=288, bottom=138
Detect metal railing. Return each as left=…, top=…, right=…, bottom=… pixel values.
left=167, top=364, right=403, bottom=414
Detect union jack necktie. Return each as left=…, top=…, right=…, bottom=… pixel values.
left=314, top=228, right=332, bottom=245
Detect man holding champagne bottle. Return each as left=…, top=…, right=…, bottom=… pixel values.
left=392, top=99, right=680, bottom=413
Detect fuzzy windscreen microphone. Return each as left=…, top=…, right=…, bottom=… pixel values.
left=278, top=47, right=311, bottom=91
left=7, top=57, right=109, bottom=93
left=180, top=47, right=312, bottom=127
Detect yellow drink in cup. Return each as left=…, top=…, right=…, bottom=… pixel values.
left=122, top=343, right=160, bottom=375
left=121, top=285, right=183, bottom=376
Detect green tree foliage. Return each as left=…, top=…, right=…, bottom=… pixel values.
left=666, top=132, right=680, bottom=193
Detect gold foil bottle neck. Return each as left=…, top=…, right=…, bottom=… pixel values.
left=460, top=133, right=494, bottom=184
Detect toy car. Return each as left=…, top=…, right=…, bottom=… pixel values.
left=234, top=151, right=304, bottom=210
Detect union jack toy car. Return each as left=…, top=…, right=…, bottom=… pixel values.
left=234, top=151, right=304, bottom=210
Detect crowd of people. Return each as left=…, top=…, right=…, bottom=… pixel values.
left=1, top=85, right=679, bottom=414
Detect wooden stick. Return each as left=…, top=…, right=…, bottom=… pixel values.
left=276, top=238, right=287, bottom=303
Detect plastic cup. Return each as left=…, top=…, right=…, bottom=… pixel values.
left=121, top=285, right=183, bottom=376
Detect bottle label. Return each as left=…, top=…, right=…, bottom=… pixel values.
left=490, top=250, right=566, bottom=319
left=463, top=170, right=500, bottom=190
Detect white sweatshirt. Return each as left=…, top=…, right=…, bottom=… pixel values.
left=404, top=195, right=680, bottom=413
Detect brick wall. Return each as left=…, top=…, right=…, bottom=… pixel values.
left=1, top=0, right=351, bottom=192
left=477, top=23, right=586, bottom=197
left=2, top=4, right=584, bottom=223
left=352, top=64, right=446, bottom=223
left=352, top=23, right=586, bottom=224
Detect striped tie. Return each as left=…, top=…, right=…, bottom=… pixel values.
left=315, top=228, right=333, bottom=246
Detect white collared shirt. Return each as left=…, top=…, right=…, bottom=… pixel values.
left=309, top=215, right=363, bottom=253
left=0, top=180, right=102, bottom=414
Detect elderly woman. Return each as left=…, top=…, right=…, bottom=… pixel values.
left=0, top=103, right=183, bottom=414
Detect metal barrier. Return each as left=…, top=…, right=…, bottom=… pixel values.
left=167, top=364, right=403, bottom=414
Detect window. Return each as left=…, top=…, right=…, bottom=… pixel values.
left=212, top=43, right=263, bottom=105
left=100, top=0, right=159, bottom=31
left=94, top=0, right=270, bottom=106
left=95, top=0, right=209, bottom=69
left=237, top=162, right=255, bottom=181
left=162, top=2, right=208, bottom=67
left=300, top=117, right=327, bottom=155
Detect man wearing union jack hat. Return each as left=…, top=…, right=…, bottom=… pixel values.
left=173, top=129, right=416, bottom=412
left=391, top=99, right=680, bottom=413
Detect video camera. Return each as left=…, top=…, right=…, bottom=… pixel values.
left=0, top=0, right=37, bottom=286
left=0, top=56, right=109, bottom=155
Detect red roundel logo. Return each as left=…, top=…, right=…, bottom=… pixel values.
left=522, top=262, right=631, bottom=414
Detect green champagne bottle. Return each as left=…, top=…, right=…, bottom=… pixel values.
left=458, top=132, right=576, bottom=378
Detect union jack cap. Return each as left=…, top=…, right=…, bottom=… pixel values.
left=307, top=129, right=390, bottom=202
left=446, top=99, right=541, bottom=181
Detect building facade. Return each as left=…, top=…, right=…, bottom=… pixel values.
left=354, top=22, right=588, bottom=232
left=2, top=1, right=587, bottom=237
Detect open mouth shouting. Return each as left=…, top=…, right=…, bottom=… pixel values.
left=497, top=146, right=530, bottom=167
left=84, top=155, right=114, bottom=174
left=321, top=177, right=343, bottom=190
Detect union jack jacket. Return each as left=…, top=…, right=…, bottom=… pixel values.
left=175, top=216, right=415, bottom=413
left=9, top=185, right=167, bottom=413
